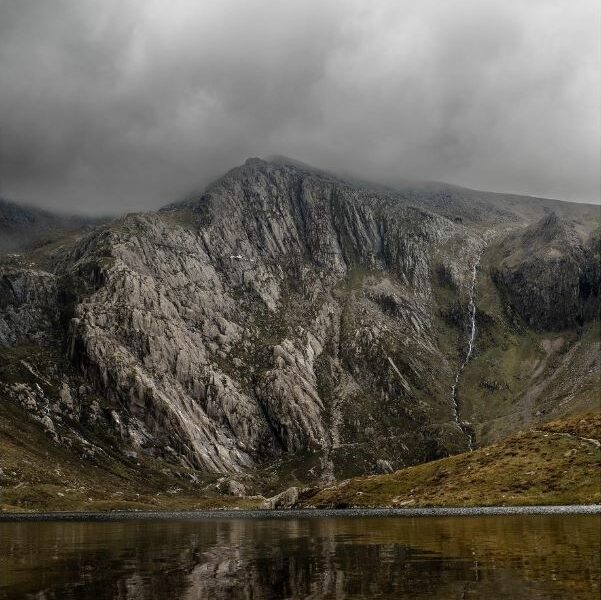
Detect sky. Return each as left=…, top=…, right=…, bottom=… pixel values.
left=0, top=0, right=599, bottom=214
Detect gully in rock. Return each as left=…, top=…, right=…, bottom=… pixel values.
left=450, top=247, right=484, bottom=451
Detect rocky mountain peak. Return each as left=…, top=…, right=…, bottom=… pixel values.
left=1, top=161, right=599, bottom=489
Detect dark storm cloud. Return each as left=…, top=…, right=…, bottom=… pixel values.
left=0, top=0, right=598, bottom=214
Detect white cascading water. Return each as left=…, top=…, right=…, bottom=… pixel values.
left=450, top=252, right=482, bottom=451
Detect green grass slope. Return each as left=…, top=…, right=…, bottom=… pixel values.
left=299, top=412, right=601, bottom=508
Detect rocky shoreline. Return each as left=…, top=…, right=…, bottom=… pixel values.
left=1, top=504, right=599, bottom=522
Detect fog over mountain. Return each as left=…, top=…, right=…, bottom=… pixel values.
left=0, top=0, right=599, bottom=214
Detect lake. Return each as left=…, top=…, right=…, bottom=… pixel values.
left=0, top=512, right=599, bottom=599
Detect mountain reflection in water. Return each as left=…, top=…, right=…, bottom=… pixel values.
left=0, top=514, right=599, bottom=599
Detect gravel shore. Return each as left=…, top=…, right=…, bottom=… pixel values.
left=0, top=504, right=599, bottom=522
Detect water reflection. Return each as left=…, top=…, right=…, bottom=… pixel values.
left=0, top=514, right=599, bottom=599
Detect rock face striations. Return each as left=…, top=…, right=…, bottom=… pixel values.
left=63, top=159, right=485, bottom=475
left=1, top=158, right=599, bottom=487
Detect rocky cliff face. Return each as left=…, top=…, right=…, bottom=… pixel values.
left=63, top=159, right=487, bottom=476
left=1, top=158, right=599, bottom=488
left=0, top=264, right=59, bottom=347
left=493, top=213, right=599, bottom=331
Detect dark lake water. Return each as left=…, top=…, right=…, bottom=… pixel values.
left=0, top=513, right=599, bottom=599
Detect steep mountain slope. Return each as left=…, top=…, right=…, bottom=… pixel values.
left=64, top=159, right=486, bottom=477
left=299, top=412, right=601, bottom=508
left=0, top=158, right=599, bottom=497
left=493, top=214, right=599, bottom=330
left=0, top=389, right=262, bottom=513
left=457, top=219, right=600, bottom=444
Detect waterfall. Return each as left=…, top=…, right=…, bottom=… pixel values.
left=450, top=250, right=483, bottom=451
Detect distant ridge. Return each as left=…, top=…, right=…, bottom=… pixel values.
left=166, top=156, right=600, bottom=231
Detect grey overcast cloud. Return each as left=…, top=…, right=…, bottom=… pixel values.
left=0, top=0, right=599, bottom=214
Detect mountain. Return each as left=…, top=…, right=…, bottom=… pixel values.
left=0, top=158, right=599, bottom=509
left=0, top=198, right=98, bottom=252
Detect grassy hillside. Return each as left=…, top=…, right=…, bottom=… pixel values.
left=299, top=412, right=601, bottom=508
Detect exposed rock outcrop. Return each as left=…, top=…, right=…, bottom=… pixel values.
left=267, top=486, right=299, bottom=509
left=0, top=266, right=59, bottom=347
left=493, top=214, right=600, bottom=331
